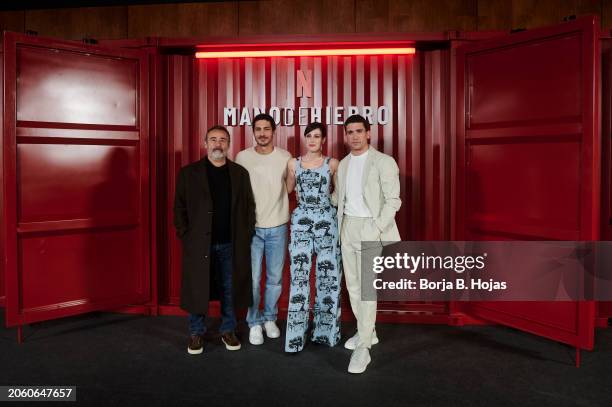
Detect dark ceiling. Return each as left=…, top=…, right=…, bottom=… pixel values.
left=0, top=0, right=232, bottom=11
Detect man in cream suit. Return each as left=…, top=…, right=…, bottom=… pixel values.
left=333, top=114, right=401, bottom=374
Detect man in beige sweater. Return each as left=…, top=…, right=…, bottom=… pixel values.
left=236, top=113, right=292, bottom=345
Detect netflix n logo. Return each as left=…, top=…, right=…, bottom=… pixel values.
left=296, top=70, right=312, bottom=98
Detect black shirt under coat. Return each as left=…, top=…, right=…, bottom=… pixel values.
left=205, top=158, right=231, bottom=244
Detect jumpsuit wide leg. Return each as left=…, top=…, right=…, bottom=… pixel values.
left=285, top=157, right=342, bottom=353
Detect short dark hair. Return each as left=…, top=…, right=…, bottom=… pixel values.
left=206, top=125, right=231, bottom=142
left=304, top=122, right=326, bottom=138
left=252, top=113, right=276, bottom=131
left=344, top=114, right=370, bottom=131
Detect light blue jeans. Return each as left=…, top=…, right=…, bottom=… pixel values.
left=247, top=223, right=288, bottom=328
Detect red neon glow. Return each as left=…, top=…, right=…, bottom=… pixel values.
left=195, top=48, right=416, bottom=58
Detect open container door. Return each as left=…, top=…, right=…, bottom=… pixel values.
left=455, top=17, right=599, bottom=353
left=600, top=37, right=612, bottom=324
left=2, top=32, right=150, bottom=331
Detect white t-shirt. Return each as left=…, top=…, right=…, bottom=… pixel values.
left=344, top=150, right=372, bottom=217
left=236, top=146, right=292, bottom=228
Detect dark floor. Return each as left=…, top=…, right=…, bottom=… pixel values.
left=0, top=312, right=611, bottom=407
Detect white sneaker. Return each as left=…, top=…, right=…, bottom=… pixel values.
left=249, top=325, right=264, bottom=345
left=263, top=321, right=281, bottom=338
left=348, top=346, right=371, bottom=374
left=344, top=330, right=379, bottom=350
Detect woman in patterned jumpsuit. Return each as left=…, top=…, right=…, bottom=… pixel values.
left=284, top=122, right=342, bottom=353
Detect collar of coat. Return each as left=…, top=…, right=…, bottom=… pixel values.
left=193, top=157, right=242, bottom=210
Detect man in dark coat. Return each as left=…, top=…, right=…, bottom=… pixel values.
left=174, top=125, right=255, bottom=354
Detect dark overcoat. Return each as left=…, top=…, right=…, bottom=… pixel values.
left=173, top=157, right=255, bottom=314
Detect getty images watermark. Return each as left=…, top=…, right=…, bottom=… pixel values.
left=360, top=241, right=612, bottom=301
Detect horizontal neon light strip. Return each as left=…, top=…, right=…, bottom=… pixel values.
left=195, top=47, right=415, bottom=58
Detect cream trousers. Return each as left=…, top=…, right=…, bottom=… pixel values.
left=340, top=215, right=378, bottom=348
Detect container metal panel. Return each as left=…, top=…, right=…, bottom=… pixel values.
left=16, top=46, right=137, bottom=126
left=2, top=32, right=150, bottom=327
left=456, top=17, right=599, bottom=350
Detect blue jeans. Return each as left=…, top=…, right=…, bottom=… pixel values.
left=189, top=243, right=236, bottom=335
left=246, top=224, right=288, bottom=328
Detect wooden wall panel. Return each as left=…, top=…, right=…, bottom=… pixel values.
left=238, top=0, right=355, bottom=35
left=2, top=1, right=609, bottom=40
left=127, top=2, right=237, bottom=38
left=0, top=11, right=25, bottom=33
left=511, top=0, right=601, bottom=29
left=25, top=7, right=127, bottom=40
left=356, top=0, right=478, bottom=33
left=603, top=0, right=612, bottom=29
left=477, top=0, right=512, bottom=31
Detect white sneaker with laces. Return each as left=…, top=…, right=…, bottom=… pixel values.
left=348, top=346, right=371, bottom=374
left=263, top=321, right=281, bottom=338
left=344, top=330, right=379, bottom=350
left=249, top=325, right=264, bottom=345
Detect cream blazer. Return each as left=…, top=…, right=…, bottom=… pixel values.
left=332, top=146, right=402, bottom=243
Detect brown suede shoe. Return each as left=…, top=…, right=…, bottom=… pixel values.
left=187, top=334, right=204, bottom=355
left=221, top=332, right=241, bottom=351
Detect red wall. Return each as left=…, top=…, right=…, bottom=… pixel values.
left=159, top=50, right=454, bottom=317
